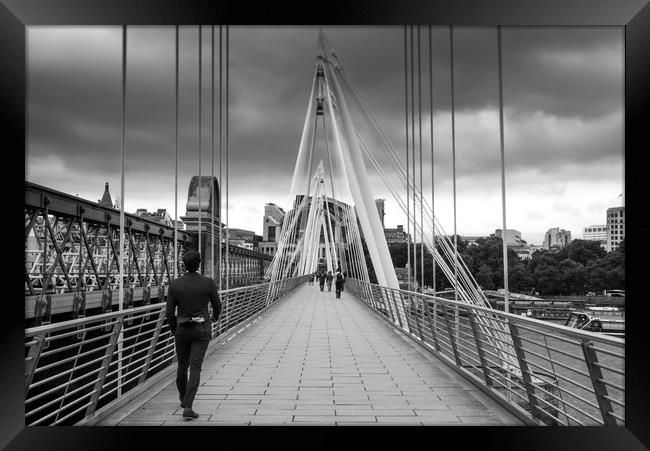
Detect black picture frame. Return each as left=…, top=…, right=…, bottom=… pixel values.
left=2, top=0, right=648, bottom=449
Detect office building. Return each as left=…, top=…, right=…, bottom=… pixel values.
left=583, top=224, right=607, bottom=249
left=543, top=227, right=572, bottom=250
left=606, top=206, right=625, bottom=252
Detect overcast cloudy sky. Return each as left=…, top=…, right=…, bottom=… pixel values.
left=26, top=26, right=624, bottom=245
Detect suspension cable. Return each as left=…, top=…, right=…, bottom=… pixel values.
left=174, top=25, right=179, bottom=279
left=450, top=26, right=458, bottom=302
left=211, top=25, right=215, bottom=280
left=198, top=26, right=202, bottom=270
left=118, top=23, right=127, bottom=398
left=225, top=25, right=229, bottom=290
left=429, top=25, right=436, bottom=293
left=418, top=26, right=424, bottom=291
left=411, top=25, right=418, bottom=291
left=497, top=26, right=510, bottom=313
left=218, top=25, right=223, bottom=290
left=404, top=25, right=411, bottom=290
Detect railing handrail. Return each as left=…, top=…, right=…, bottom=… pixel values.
left=24, top=274, right=310, bottom=426
left=26, top=303, right=164, bottom=337
left=345, top=278, right=624, bottom=426
left=25, top=276, right=306, bottom=338
left=374, top=282, right=625, bottom=347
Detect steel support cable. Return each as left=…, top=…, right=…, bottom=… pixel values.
left=343, top=213, right=360, bottom=280
left=362, top=153, right=508, bottom=348
left=321, top=118, right=339, bottom=270
left=346, top=217, right=362, bottom=279
left=429, top=25, right=436, bottom=293
left=211, top=25, right=215, bottom=280
left=411, top=25, right=418, bottom=291
left=450, top=26, right=459, bottom=302
left=344, top=214, right=362, bottom=280
left=404, top=25, right=411, bottom=290
left=326, top=35, right=516, bottom=368
left=118, top=24, right=127, bottom=397
left=320, top=207, right=333, bottom=272
left=320, top=104, right=341, bottom=271
left=340, top=204, right=370, bottom=283
left=300, top=175, right=320, bottom=274
left=198, top=25, right=202, bottom=269
left=323, top=197, right=338, bottom=271
left=497, top=26, right=510, bottom=313
left=418, top=26, right=424, bottom=291
left=346, top=47, right=470, bottom=300
left=272, top=194, right=309, bottom=279
left=276, top=205, right=304, bottom=279
left=225, top=25, right=229, bottom=289
left=351, top=209, right=370, bottom=282
left=218, top=25, right=223, bottom=290
left=274, top=67, right=320, bottom=280
left=320, top=62, right=362, bottom=276
left=355, top=127, right=480, bottom=304
left=277, top=113, right=319, bottom=278
left=357, top=137, right=462, bottom=295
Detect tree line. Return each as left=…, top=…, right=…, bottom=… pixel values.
left=366, top=236, right=624, bottom=296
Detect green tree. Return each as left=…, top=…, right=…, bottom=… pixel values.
left=561, top=239, right=607, bottom=265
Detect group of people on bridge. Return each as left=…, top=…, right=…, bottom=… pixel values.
left=309, top=268, right=345, bottom=299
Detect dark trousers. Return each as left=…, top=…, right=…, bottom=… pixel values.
left=319, top=282, right=325, bottom=291
left=335, top=284, right=343, bottom=298
left=174, top=322, right=210, bottom=409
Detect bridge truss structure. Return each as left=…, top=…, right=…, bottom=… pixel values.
left=24, top=182, right=271, bottom=326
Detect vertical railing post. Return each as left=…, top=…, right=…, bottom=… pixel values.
left=467, top=309, right=492, bottom=387
left=383, top=287, right=395, bottom=323
left=423, top=299, right=440, bottom=352
left=369, top=285, right=378, bottom=310
left=410, top=297, right=424, bottom=340
left=398, top=292, right=413, bottom=333
left=138, top=309, right=167, bottom=384
left=581, top=340, right=617, bottom=426
left=25, top=336, right=46, bottom=396
left=508, top=321, right=543, bottom=422
left=391, top=290, right=403, bottom=328
left=442, top=304, right=462, bottom=366
left=85, top=317, right=124, bottom=418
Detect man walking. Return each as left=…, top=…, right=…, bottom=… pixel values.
left=334, top=267, right=345, bottom=299
left=166, top=250, right=221, bottom=420
left=326, top=271, right=333, bottom=291
left=318, top=270, right=326, bottom=291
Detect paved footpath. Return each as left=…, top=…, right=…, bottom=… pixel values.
left=99, top=285, right=522, bottom=426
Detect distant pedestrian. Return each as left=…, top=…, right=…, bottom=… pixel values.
left=318, top=271, right=326, bottom=291
left=335, top=267, right=345, bottom=299
left=166, top=250, right=221, bottom=421
left=326, top=271, right=333, bottom=291
left=308, top=272, right=314, bottom=285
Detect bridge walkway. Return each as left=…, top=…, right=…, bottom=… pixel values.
left=98, top=284, right=522, bottom=426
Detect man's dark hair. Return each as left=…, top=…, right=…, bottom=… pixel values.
left=183, top=250, right=201, bottom=272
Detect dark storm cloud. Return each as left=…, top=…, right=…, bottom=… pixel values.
left=26, top=26, right=623, bottom=235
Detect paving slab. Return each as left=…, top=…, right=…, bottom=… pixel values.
left=101, top=285, right=522, bottom=426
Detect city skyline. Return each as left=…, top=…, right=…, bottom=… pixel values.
left=26, top=26, right=624, bottom=245
left=94, top=178, right=623, bottom=248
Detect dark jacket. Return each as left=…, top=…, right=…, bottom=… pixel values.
left=335, top=271, right=345, bottom=288
left=165, top=271, right=222, bottom=334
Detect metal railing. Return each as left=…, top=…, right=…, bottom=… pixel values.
left=24, top=275, right=310, bottom=425
left=347, top=279, right=625, bottom=426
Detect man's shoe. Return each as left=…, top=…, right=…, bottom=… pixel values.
left=182, top=408, right=199, bottom=420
